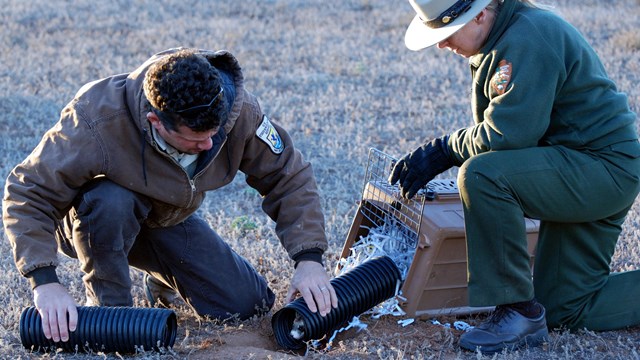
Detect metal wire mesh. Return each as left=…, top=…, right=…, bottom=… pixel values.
left=358, top=148, right=459, bottom=249
left=359, top=149, right=423, bottom=248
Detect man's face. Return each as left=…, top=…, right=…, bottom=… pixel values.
left=148, top=112, right=218, bottom=154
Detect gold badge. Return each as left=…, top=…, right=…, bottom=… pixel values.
left=491, top=59, right=512, bottom=96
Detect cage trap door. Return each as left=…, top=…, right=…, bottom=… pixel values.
left=337, top=148, right=426, bottom=267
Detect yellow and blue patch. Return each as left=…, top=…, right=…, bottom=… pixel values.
left=256, top=115, right=284, bottom=154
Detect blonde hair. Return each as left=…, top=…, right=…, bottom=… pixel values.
left=487, top=0, right=555, bottom=13
left=520, top=0, right=555, bottom=10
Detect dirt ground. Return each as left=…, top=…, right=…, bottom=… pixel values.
left=156, top=301, right=525, bottom=360
left=158, top=304, right=640, bottom=360
left=172, top=311, right=468, bottom=359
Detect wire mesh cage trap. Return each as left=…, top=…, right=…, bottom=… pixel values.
left=337, top=148, right=540, bottom=318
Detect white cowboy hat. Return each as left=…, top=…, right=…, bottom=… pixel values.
left=405, top=0, right=492, bottom=51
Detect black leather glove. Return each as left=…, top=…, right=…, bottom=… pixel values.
left=389, top=135, right=455, bottom=200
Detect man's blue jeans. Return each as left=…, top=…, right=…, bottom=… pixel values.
left=56, top=179, right=275, bottom=320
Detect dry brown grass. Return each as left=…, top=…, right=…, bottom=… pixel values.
left=1, top=0, right=640, bottom=359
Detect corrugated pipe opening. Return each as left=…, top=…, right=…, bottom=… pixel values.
left=20, top=306, right=177, bottom=353
left=271, top=256, right=401, bottom=350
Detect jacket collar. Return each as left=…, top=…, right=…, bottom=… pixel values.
left=469, top=0, right=519, bottom=68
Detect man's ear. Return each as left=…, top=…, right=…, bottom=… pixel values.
left=146, top=112, right=161, bottom=129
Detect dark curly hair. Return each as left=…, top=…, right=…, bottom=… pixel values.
left=143, top=49, right=228, bottom=132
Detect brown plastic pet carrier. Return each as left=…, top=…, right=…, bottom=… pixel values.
left=337, top=148, right=539, bottom=318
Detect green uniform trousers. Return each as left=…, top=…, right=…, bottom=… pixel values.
left=458, top=140, right=640, bottom=331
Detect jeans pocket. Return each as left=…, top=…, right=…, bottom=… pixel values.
left=55, top=219, right=78, bottom=258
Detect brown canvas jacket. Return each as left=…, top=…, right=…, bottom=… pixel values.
left=2, top=48, right=327, bottom=277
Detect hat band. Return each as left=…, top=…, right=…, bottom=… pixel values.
left=422, top=0, right=476, bottom=29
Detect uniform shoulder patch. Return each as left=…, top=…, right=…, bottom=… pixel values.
left=491, top=59, right=512, bottom=96
left=256, top=115, right=284, bottom=154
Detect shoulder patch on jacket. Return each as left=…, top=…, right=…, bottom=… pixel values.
left=256, top=115, right=284, bottom=154
left=491, top=59, right=512, bottom=96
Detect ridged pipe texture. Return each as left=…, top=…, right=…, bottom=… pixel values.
left=272, top=256, right=401, bottom=350
left=20, top=306, right=177, bottom=353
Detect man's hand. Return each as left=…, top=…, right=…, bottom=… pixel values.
left=286, top=261, right=338, bottom=317
left=33, top=283, right=78, bottom=342
left=389, top=136, right=455, bottom=199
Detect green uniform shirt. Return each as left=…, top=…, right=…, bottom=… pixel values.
left=447, top=0, right=637, bottom=164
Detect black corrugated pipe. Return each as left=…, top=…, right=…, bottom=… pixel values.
left=19, top=306, right=177, bottom=354
left=271, top=256, right=401, bottom=350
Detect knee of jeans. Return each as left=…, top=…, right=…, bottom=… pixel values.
left=235, top=295, right=275, bottom=320
left=195, top=288, right=275, bottom=321
left=79, top=179, right=148, bottom=219
left=237, top=291, right=276, bottom=320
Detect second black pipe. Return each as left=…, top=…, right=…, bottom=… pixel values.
left=271, top=255, right=402, bottom=350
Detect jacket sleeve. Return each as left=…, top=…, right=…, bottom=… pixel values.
left=2, top=103, right=106, bottom=277
left=235, top=105, right=328, bottom=260
left=447, top=29, right=563, bottom=163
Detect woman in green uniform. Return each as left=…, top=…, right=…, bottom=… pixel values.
left=391, top=0, right=640, bottom=354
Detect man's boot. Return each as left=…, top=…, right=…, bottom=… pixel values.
left=143, top=274, right=180, bottom=308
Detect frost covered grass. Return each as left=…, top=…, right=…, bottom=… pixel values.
left=1, top=0, right=639, bottom=359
